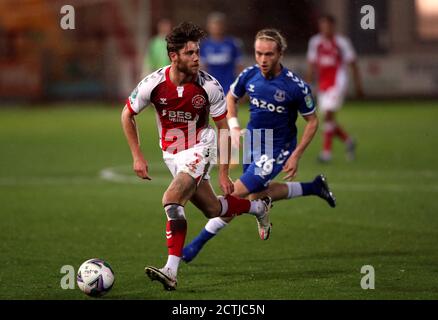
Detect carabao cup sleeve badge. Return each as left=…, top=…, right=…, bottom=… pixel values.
left=304, top=94, right=314, bottom=109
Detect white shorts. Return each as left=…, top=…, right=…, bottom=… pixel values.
left=318, top=87, right=346, bottom=112
left=163, top=128, right=217, bottom=184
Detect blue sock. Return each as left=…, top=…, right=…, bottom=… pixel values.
left=300, top=182, right=316, bottom=196
left=191, top=228, right=215, bottom=248
left=183, top=228, right=216, bottom=262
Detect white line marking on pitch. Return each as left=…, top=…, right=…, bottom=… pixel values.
left=99, top=164, right=170, bottom=185
left=1, top=165, right=437, bottom=193
left=0, top=176, right=97, bottom=186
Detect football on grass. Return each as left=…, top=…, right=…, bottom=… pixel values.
left=77, top=258, right=115, bottom=297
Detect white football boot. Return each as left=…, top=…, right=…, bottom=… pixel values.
left=145, top=266, right=177, bottom=291
left=256, top=196, right=273, bottom=240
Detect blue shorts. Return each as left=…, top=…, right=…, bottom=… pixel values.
left=240, top=142, right=296, bottom=194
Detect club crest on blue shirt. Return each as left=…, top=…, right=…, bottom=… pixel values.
left=274, top=89, right=286, bottom=103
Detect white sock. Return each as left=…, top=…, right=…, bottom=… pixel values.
left=205, top=217, right=228, bottom=234
left=249, top=200, right=264, bottom=216
left=286, top=182, right=303, bottom=199
left=164, top=255, right=180, bottom=277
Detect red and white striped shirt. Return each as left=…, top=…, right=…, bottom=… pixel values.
left=126, top=66, right=227, bottom=153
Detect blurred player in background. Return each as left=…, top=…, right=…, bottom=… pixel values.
left=306, top=14, right=364, bottom=162
left=201, top=12, right=244, bottom=168
left=144, top=18, right=172, bottom=73
left=201, top=12, right=244, bottom=94
left=183, top=29, right=336, bottom=263
left=121, top=22, right=272, bottom=291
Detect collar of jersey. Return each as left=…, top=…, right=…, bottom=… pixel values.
left=257, top=64, right=287, bottom=81
left=165, top=66, right=198, bottom=89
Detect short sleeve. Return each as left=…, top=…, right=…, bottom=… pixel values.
left=126, top=80, right=151, bottom=115
left=229, top=67, right=252, bottom=99
left=209, top=83, right=227, bottom=121
left=126, top=67, right=167, bottom=114
left=295, top=84, right=316, bottom=116
left=338, top=36, right=357, bottom=63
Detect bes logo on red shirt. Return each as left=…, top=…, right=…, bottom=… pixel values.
left=192, top=94, right=207, bottom=109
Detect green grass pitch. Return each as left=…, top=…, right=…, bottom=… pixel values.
left=0, top=100, right=437, bottom=299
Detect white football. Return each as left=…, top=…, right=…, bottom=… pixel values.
left=77, top=258, right=115, bottom=297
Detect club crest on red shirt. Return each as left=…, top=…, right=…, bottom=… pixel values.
left=192, top=94, right=207, bottom=109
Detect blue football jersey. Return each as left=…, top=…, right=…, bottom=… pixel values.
left=200, top=37, right=242, bottom=94
left=230, top=64, right=316, bottom=153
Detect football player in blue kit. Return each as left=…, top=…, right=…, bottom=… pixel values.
left=200, top=12, right=243, bottom=94
left=183, top=29, right=336, bottom=263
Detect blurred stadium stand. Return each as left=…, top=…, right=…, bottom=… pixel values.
left=0, top=0, right=437, bottom=103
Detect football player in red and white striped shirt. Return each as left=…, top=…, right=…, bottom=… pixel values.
left=121, top=22, right=271, bottom=291
left=306, top=14, right=364, bottom=162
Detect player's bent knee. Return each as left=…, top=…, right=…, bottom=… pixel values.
left=201, top=199, right=221, bottom=219
left=162, top=194, right=170, bottom=207
left=164, top=203, right=186, bottom=220
left=161, top=190, right=180, bottom=208
left=203, top=204, right=220, bottom=219
left=232, top=180, right=250, bottom=198
left=204, top=195, right=231, bottom=219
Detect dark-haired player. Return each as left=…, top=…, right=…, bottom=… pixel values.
left=121, top=22, right=272, bottom=291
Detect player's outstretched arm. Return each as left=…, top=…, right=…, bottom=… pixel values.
left=121, top=105, right=151, bottom=180
left=283, top=113, right=319, bottom=181
left=214, top=117, right=234, bottom=195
